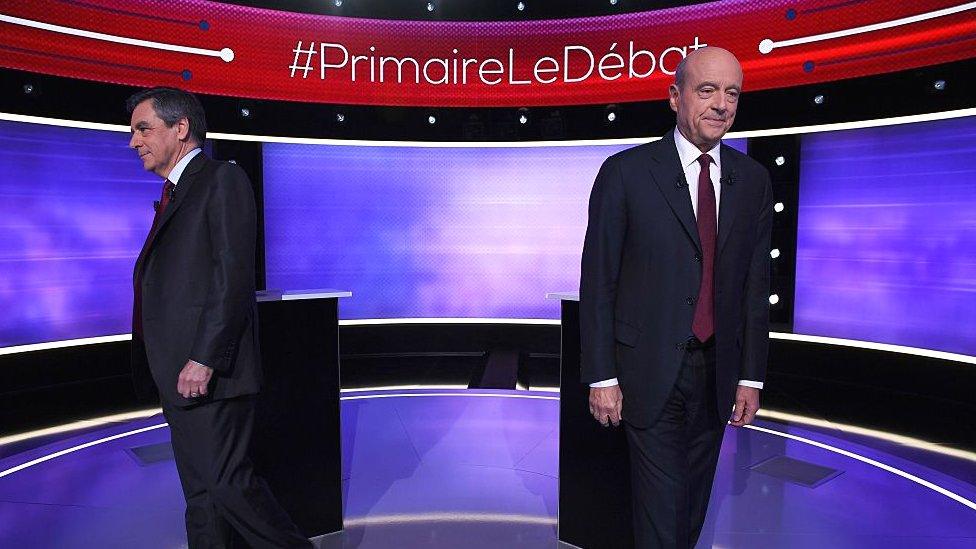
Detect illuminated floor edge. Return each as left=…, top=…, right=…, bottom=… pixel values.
left=1, top=390, right=975, bottom=549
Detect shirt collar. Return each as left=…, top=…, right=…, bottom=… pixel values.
left=167, top=148, right=202, bottom=185
left=673, top=127, right=721, bottom=172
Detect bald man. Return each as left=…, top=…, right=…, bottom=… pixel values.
left=580, top=47, right=772, bottom=548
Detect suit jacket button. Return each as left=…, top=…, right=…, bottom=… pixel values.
left=686, top=297, right=695, bottom=305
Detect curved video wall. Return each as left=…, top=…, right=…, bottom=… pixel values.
left=0, top=120, right=158, bottom=347
left=262, top=139, right=746, bottom=320
left=794, top=114, right=976, bottom=357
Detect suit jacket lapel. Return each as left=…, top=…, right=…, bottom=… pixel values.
left=648, top=131, right=702, bottom=253
left=133, top=153, right=207, bottom=281
left=717, top=144, right=740, bottom=258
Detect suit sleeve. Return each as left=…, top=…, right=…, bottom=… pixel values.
left=189, top=163, right=257, bottom=373
left=739, top=168, right=773, bottom=383
left=579, top=156, right=627, bottom=384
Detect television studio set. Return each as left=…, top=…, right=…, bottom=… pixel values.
left=0, top=0, right=974, bottom=547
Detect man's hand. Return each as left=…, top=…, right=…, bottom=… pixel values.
left=729, top=385, right=760, bottom=427
left=589, top=385, right=623, bottom=427
left=177, top=360, right=213, bottom=399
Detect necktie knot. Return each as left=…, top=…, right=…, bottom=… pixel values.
left=697, top=153, right=712, bottom=169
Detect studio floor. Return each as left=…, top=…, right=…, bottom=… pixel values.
left=1, top=388, right=975, bottom=548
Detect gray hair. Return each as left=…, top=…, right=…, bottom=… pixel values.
left=126, top=87, right=207, bottom=145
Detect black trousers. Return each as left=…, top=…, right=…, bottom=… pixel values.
left=163, top=396, right=311, bottom=549
left=624, top=343, right=726, bottom=549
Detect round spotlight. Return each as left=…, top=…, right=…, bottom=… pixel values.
left=774, top=202, right=785, bottom=213
left=610, top=0, right=618, bottom=4
left=933, top=79, right=947, bottom=91
left=240, top=107, right=251, bottom=118
left=426, top=2, right=435, bottom=12
left=22, top=83, right=34, bottom=95
left=519, top=114, right=528, bottom=125
left=769, top=294, right=780, bottom=305
left=813, top=94, right=825, bottom=105
left=774, top=156, right=786, bottom=166
left=427, top=115, right=437, bottom=125
left=517, top=1, right=525, bottom=11
left=770, top=248, right=781, bottom=259
left=336, top=113, right=345, bottom=123
left=334, top=0, right=342, bottom=6
left=607, top=112, right=617, bottom=122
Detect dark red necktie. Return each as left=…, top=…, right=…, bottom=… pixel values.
left=692, top=154, right=716, bottom=342
left=133, top=180, right=175, bottom=337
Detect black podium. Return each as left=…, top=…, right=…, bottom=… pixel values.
left=551, top=292, right=634, bottom=549
left=252, top=289, right=350, bottom=539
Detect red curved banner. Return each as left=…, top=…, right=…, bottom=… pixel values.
left=1, top=0, right=974, bottom=107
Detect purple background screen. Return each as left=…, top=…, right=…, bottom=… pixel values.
left=795, top=115, right=976, bottom=357
left=0, top=120, right=159, bottom=347
left=263, top=138, right=746, bottom=320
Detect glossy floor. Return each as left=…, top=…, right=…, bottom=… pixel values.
left=1, top=389, right=974, bottom=548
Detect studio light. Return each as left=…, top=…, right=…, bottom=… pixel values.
left=426, top=2, right=435, bottom=12
left=334, top=0, right=342, bottom=6
left=239, top=107, right=251, bottom=118
left=427, top=115, right=437, bottom=125
left=336, top=113, right=345, bottom=123
left=933, top=79, right=947, bottom=91
left=605, top=104, right=618, bottom=123
left=769, top=294, right=780, bottom=305
left=774, top=156, right=786, bottom=166
left=774, top=202, right=785, bottom=213
left=813, top=94, right=825, bottom=105
left=770, top=248, right=781, bottom=259
left=23, top=83, right=34, bottom=95
left=517, top=2, right=525, bottom=11
left=610, top=0, right=618, bottom=4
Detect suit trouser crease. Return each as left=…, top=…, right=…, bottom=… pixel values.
left=624, top=345, right=726, bottom=549
left=163, top=396, right=310, bottom=548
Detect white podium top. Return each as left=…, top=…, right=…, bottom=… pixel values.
left=545, top=292, right=579, bottom=302
left=257, top=289, right=353, bottom=302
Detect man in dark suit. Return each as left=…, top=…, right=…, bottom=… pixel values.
left=127, top=87, right=310, bottom=548
left=580, top=47, right=771, bottom=548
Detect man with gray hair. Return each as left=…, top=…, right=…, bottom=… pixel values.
left=581, top=47, right=771, bottom=547
left=128, top=87, right=310, bottom=548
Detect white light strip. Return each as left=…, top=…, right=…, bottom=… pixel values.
left=340, top=384, right=470, bottom=393
left=758, top=2, right=976, bottom=54
left=0, top=423, right=168, bottom=479
left=0, top=334, right=131, bottom=356
left=343, top=512, right=556, bottom=527
left=770, top=332, right=976, bottom=365
left=744, top=424, right=976, bottom=511
left=0, top=407, right=162, bottom=447
left=757, top=408, right=976, bottom=463
left=339, top=318, right=561, bottom=326
left=0, top=13, right=235, bottom=62
left=2, top=108, right=975, bottom=147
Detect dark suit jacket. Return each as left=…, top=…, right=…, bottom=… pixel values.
left=131, top=152, right=262, bottom=407
left=580, top=130, right=772, bottom=428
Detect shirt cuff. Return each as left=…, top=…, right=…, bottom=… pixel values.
left=738, top=379, right=764, bottom=390
left=589, top=378, right=619, bottom=388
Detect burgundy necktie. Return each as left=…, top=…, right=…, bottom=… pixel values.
left=692, top=154, right=716, bottom=342
left=133, top=179, right=175, bottom=337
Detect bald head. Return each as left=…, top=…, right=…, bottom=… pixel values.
left=669, top=47, right=743, bottom=152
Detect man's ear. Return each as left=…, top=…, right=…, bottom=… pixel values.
left=668, top=84, right=679, bottom=113
left=176, top=116, right=191, bottom=141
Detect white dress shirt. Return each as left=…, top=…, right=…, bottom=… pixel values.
left=166, top=147, right=202, bottom=186
left=590, top=129, right=763, bottom=390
